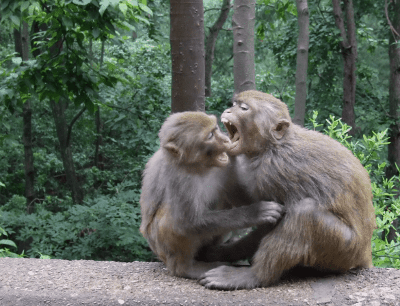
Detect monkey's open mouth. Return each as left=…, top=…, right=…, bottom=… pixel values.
left=221, top=118, right=240, bottom=145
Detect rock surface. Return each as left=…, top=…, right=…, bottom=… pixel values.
left=0, top=258, right=399, bottom=306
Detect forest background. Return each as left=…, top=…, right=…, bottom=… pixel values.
left=0, top=0, right=400, bottom=269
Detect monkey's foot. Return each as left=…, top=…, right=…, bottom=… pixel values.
left=199, top=265, right=259, bottom=290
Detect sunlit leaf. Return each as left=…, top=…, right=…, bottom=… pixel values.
left=73, top=0, right=92, bottom=4
left=119, top=3, right=128, bottom=16
left=138, top=2, right=152, bottom=15
left=99, top=0, right=110, bottom=15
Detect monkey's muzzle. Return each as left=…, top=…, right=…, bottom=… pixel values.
left=221, top=118, right=240, bottom=149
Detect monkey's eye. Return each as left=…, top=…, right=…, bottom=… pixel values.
left=207, top=132, right=214, bottom=139
left=240, top=103, right=249, bottom=111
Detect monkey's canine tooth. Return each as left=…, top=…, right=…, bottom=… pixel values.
left=221, top=118, right=229, bottom=124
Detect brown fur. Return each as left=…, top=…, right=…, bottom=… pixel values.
left=140, top=111, right=284, bottom=279
left=199, top=91, right=376, bottom=290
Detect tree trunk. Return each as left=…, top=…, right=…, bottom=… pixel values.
left=293, top=0, right=309, bottom=127
left=13, top=27, right=22, bottom=56
left=15, top=23, right=36, bottom=211
left=233, top=0, right=256, bottom=94
left=48, top=39, right=84, bottom=204
left=386, top=0, right=400, bottom=243
left=205, top=0, right=231, bottom=97
left=50, top=100, right=84, bottom=204
left=21, top=22, right=35, bottom=212
left=332, top=0, right=357, bottom=136
left=94, top=41, right=105, bottom=169
left=170, top=0, right=205, bottom=112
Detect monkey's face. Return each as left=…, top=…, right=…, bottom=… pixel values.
left=160, top=112, right=232, bottom=168
left=221, top=90, right=292, bottom=156
left=200, top=126, right=232, bottom=167
left=221, top=94, right=265, bottom=156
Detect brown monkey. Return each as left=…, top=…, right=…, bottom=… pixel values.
left=139, top=111, right=284, bottom=279
left=199, top=90, right=376, bottom=290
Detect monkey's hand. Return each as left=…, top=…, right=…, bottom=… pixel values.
left=196, top=206, right=284, bottom=263
left=252, top=201, right=285, bottom=226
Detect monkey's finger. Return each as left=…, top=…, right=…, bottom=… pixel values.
left=261, top=201, right=285, bottom=212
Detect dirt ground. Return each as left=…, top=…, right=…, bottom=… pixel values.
left=0, top=258, right=399, bottom=306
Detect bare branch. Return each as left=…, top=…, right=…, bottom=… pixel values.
left=66, top=106, right=86, bottom=148
left=385, top=0, right=400, bottom=42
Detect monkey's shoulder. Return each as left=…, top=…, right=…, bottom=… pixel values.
left=142, top=149, right=228, bottom=205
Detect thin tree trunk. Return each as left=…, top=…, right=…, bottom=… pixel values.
left=205, top=0, right=231, bottom=97
left=94, top=41, right=105, bottom=169
left=15, top=23, right=36, bottom=212
left=13, top=27, right=22, bottom=56
left=50, top=100, right=85, bottom=204
left=21, top=22, right=35, bottom=212
left=332, top=0, right=357, bottom=135
left=170, top=0, right=205, bottom=112
left=386, top=0, right=400, bottom=243
left=293, top=0, right=309, bottom=127
left=48, top=39, right=85, bottom=204
left=233, top=0, right=256, bottom=94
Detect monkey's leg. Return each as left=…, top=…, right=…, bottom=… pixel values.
left=196, top=224, right=274, bottom=262
left=200, top=198, right=360, bottom=290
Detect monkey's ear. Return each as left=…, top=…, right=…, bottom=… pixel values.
left=163, top=142, right=182, bottom=157
left=271, top=119, right=290, bottom=140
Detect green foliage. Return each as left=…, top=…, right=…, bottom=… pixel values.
left=0, top=216, right=21, bottom=258
left=0, top=183, right=152, bottom=261
left=0, top=35, right=170, bottom=262
left=312, top=112, right=400, bottom=269
left=1, top=195, right=27, bottom=213
left=0, top=0, right=152, bottom=113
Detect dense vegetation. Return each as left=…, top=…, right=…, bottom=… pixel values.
left=0, top=0, right=399, bottom=268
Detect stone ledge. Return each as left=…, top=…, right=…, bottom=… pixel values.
left=0, top=258, right=399, bottom=306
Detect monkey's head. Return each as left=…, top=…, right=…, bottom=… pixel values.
left=159, top=112, right=232, bottom=167
left=221, top=90, right=292, bottom=156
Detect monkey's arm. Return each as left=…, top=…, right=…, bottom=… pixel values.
left=182, top=201, right=284, bottom=236
left=196, top=224, right=272, bottom=262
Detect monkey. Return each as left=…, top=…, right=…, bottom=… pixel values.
left=139, top=111, right=284, bottom=279
left=199, top=90, right=376, bottom=290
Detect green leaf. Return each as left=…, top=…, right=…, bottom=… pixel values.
left=135, top=15, right=149, bottom=25
left=10, top=15, right=20, bottom=26
left=1, top=0, right=10, bottom=10
left=21, top=1, right=30, bottom=12
left=92, top=28, right=100, bottom=39
left=122, top=20, right=136, bottom=31
left=29, top=2, right=41, bottom=14
left=0, top=239, right=17, bottom=249
left=138, top=3, right=152, bottom=15
left=99, top=0, right=110, bottom=15
left=119, top=3, right=128, bottom=16
left=11, top=57, right=22, bottom=65
left=62, top=16, right=73, bottom=28
left=73, top=0, right=92, bottom=4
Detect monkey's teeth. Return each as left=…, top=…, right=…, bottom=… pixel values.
left=221, top=118, right=229, bottom=124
